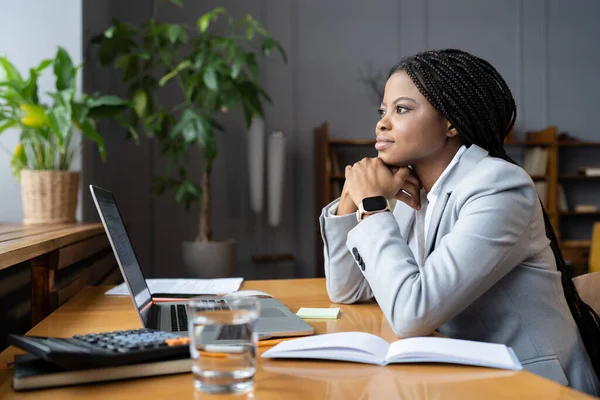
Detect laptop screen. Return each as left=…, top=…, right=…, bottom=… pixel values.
left=90, top=185, right=152, bottom=325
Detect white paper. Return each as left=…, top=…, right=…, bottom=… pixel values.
left=104, top=278, right=244, bottom=296
left=385, top=337, right=520, bottom=370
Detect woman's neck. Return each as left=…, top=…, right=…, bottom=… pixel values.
left=413, top=139, right=464, bottom=193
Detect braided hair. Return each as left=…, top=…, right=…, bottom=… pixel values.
left=389, top=48, right=600, bottom=377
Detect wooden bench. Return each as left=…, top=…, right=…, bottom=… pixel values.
left=0, top=224, right=121, bottom=328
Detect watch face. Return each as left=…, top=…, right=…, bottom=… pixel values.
left=363, top=196, right=387, bottom=212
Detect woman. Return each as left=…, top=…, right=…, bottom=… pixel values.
left=319, top=49, right=600, bottom=395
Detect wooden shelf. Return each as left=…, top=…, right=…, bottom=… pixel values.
left=504, top=140, right=553, bottom=147
left=558, top=141, right=600, bottom=148
left=329, top=138, right=375, bottom=146
left=559, top=211, right=600, bottom=216
left=559, top=174, right=600, bottom=180
left=561, top=240, right=592, bottom=249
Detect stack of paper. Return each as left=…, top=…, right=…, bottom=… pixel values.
left=104, top=278, right=244, bottom=296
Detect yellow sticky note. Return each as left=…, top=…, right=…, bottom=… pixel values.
left=296, top=307, right=340, bottom=319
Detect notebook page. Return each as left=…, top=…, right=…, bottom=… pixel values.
left=385, top=337, right=519, bottom=369
left=263, top=332, right=390, bottom=359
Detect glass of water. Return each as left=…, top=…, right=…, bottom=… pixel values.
left=188, top=296, right=260, bottom=394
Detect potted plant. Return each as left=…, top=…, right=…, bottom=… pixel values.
left=0, top=47, right=132, bottom=224
left=94, top=5, right=286, bottom=277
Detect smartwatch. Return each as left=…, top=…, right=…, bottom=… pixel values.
left=356, top=196, right=390, bottom=222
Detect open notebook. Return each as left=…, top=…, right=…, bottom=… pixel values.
left=261, top=332, right=522, bottom=370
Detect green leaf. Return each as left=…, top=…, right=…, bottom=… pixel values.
left=166, top=24, right=185, bottom=44
left=246, top=53, right=258, bottom=81
left=262, top=38, right=275, bottom=56
left=115, top=116, right=140, bottom=144
left=0, top=57, right=23, bottom=82
left=0, top=120, right=17, bottom=135
left=34, top=58, right=53, bottom=73
left=48, top=106, right=71, bottom=148
left=11, top=143, right=28, bottom=180
left=133, top=89, right=147, bottom=117
left=104, top=26, right=116, bottom=39
left=245, top=26, right=255, bottom=41
left=53, top=47, right=76, bottom=91
left=80, top=119, right=106, bottom=161
left=171, top=109, right=196, bottom=139
left=72, top=102, right=89, bottom=126
left=88, top=95, right=129, bottom=108
left=231, top=56, right=243, bottom=79
left=197, top=7, right=225, bottom=33
left=263, top=38, right=287, bottom=63
left=203, top=66, right=218, bottom=91
left=87, top=95, right=129, bottom=119
left=159, top=60, right=191, bottom=87
left=175, top=184, right=187, bottom=204
left=170, top=0, right=183, bottom=7
left=22, top=68, right=40, bottom=103
left=115, top=54, right=130, bottom=69
left=198, top=117, right=216, bottom=161
left=253, top=20, right=268, bottom=37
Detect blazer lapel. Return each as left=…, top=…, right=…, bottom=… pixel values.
left=393, top=199, right=415, bottom=241
left=424, top=192, right=451, bottom=258
left=423, top=144, right=489, bottom=259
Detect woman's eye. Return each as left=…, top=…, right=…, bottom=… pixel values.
left=377, top=108, right=385, bottom=117
left=396, top=105, right=410, bottom=114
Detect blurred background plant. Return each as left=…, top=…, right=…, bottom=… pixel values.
left=94, top=2, right=286, bottom=242
left=0, top=46, right=132, bottom=179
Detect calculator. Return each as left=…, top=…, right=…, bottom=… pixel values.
left=8, top=329, right=190, bottom=370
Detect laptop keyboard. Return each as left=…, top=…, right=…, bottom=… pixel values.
left=169, top=299, right=233, bottom=332
left=204, top=299, right=231, bottom=310
left=216, top=324, right=249, bottom=340
left=170, top=304, right=188, bottom=332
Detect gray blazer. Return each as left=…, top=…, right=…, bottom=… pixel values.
left=320, top=144, right=600, bottom=395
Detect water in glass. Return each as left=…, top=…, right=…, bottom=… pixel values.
left=189, top=297, right=259, bottom=394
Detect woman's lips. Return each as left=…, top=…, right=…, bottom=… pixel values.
left=375, top=137, right=394, bottom=151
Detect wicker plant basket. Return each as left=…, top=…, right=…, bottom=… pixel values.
left=20, top=170, right=79, bottom=225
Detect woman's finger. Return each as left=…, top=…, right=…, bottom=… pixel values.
left=398, top=181, right=421, bottom=203
left=404, top=173, right=422, bottom=189
left=394, top=190, right=420, bottom=210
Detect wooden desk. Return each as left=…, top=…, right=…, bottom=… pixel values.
left=0, top=224, right=119, bottom=325
left=0, top=279, right=594, bottom=399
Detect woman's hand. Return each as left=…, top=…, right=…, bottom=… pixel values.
left=336, top=181, right=359, bottom=215
left=389, top=167, right=422, bottom=210
left=344, top=157, right=413, bottom=208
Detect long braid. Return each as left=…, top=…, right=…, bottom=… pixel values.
left=390, top=49, right=600, bottom=378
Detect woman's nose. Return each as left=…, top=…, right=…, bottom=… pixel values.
left=377, top=116, right=391, bottom=132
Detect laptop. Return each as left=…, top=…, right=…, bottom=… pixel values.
left=89, top=185, right=314, bottom=340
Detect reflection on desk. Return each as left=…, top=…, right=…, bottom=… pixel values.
left=263, top=362, right=544, bottom=400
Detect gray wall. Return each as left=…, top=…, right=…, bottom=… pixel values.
left=0, top=0, right=82, bottom=222
left=82, top=0, right=600, bottom=279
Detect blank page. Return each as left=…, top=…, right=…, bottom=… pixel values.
left=266, top=332, right=390, bottom=358
left=386, top=337, right=519, bottom=369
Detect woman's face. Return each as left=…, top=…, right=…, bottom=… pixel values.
left=376, top=71, right=456, bottom=167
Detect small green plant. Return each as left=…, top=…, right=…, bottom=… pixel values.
left=0, top=47, right=131, bottom=179
left=95, top=4, right=286, bottom=242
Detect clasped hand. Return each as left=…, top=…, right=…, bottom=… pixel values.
left=344, top=157, right=422, bottom=211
